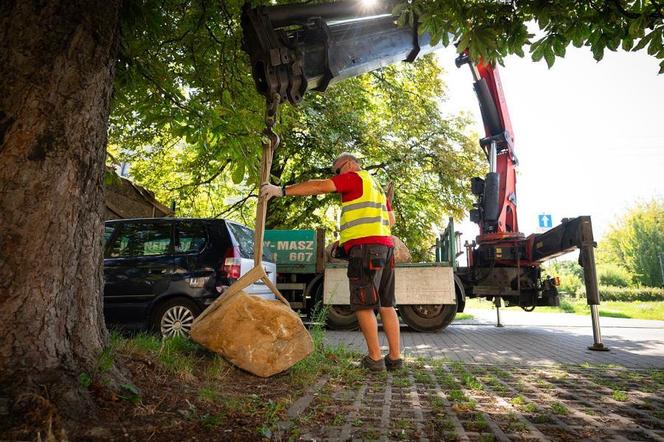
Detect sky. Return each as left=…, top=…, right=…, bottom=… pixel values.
left=433, top=46, right=664, bottom=245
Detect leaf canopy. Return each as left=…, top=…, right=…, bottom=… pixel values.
left=401, top=0, right=664, bottom=73
left=109, top=0, right=490, bottom=258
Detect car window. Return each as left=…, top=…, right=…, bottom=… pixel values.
left=103, top=225, right=115, bottom=248
left=227, top=222, right=272, bottom=262
left=108, top=222, right=172, bottom=258
left=176, top=222, right=207, bottom=254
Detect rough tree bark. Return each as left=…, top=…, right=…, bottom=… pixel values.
left=0, top=0, right=122, bottom=436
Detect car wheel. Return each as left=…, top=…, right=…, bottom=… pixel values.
left=153, top=298, right=201, bottom=338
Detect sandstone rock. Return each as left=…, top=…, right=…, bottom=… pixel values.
left=190, top=292, right=313, bottom=378
left=324, top=241, right=347, bottom=264
left=391, top=236, right=412, bottom=263
left=325, top=236, right=412, bottom=263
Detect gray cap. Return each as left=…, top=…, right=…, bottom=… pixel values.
left=332, top=152, right=361, bottom=170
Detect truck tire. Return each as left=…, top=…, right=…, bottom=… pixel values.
left=326, top=304, right=360, bottom=330
left=399, top=304, right=457, bottom=332
left=310, top=281, right=359, bottom=330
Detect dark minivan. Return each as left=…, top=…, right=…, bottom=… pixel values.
left=103, top=218, right=276, bottom=337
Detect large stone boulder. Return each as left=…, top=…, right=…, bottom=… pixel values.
left=391, top=236, right=412, bottom=263
left=190, top=292, right=313, bottom=378
left=324, top=241, right=347, bottom=264
left=325, top=236, right=412, bottom=263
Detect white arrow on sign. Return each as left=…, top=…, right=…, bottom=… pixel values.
left=538, top=214, right=553, bottom=229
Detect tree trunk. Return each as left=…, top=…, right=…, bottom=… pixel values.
left=0, top=0, right=122, bottom=436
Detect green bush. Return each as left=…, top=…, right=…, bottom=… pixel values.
left=545, top=260, right=584, bottom=296
left=598, top=286, right=664, bottom=302
left=546, top=260, right=583, bottom=279
left=596, top=263, right=632, bottom=288
left=559, top=273, right=584, bottom=297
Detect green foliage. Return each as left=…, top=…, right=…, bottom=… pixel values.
left=266, top=60, right=484, bottom=260
left=599, top=286, right=664, bottom=302
left=558, top=299, right=576, bottom=313
left=78, top=372, right=92, bottom=389
left=611, top=390, right=629, bottom=402
left=110, top=0, right=484, bottom=258
left=545, top=260, right=584, bottom=295
left=596, top=263, right=633, bottom=287
left=399, top=0, right=664, bottom=73
left=550, top=402, right=569, bottom=415
left=546, top=260, right=583, bottom=279
left=560, top=274, right=584, bottom=297
left=110, top=0, right=263, bottom=221
left=597, top=199, right=664, bottom=286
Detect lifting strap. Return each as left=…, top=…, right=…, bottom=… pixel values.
left=194, top=93, right=290, bottom=324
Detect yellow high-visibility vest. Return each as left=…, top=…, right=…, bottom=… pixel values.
left=339, top=170, right=391, bottom=245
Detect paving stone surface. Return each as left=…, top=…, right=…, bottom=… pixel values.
left=276, top=310, right=664, bottom=441
left=324, top=310, right=664, bottom=369
left=277, top=361, right=664, bottom=441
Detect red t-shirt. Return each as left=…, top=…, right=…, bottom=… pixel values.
left=331, top=171, right=394, bottom=251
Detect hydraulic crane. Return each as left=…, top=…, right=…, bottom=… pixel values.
left=241, top=0, right=608, bottom=350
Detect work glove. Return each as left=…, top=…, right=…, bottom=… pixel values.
left=260, top=183, right=283, bottom=199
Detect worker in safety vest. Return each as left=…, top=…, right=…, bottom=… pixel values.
left=261, top=152, right=401, bottom=372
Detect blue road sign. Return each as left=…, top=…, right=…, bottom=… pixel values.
left=538, top=214, right=553, bottom=229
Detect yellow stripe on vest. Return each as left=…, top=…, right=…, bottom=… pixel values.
left=339, top=170, right=391, bottom=245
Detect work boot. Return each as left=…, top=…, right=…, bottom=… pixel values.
left=361, top=355, right=385, bottom=372
left=385, top=355, right=403, bottom=371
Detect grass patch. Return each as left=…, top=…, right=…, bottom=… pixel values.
left=434, top=369, right=459, bottom=389
left=507, top=420, right=528, bottom=432
left=538, top=300, right=664, bottom=320
left=532, top=413, right=552, bottom=424
left=467, top=413, right=488, bottom=431
left=462, top=374, right=483, bottom=391
left=394, top=418, right=412, bottom=430
left=558, top=299, right=576, bottom=313
left=414, top=371, right=434, bottom=385
left=611, top=390, right=629, bottom=401
left=448, top=390, right=466, bottom=402
left=455, top=312, right=474, bottom=320
left=511, top=396, right=524, bottom=406
left=200, top=413, right=225, bottom=429
left=289, top=304, right=363, bottom=388
left=511, top=396, right=538, bottom=413
left=429, top=394, right=446, bottom=412
left=198, top=387, right=219, bottom=402
left=464, top=298, right=494, bottom=309
left=465, top=296, right=664, bottom=321
left=393, top=376, right=413, bottom=388
left=158, top=336, right=202, bottom=377
left=550, top=402, right=569, bottom=415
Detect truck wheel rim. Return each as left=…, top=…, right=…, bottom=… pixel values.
left=412, top=304, right=444, bottom=318
left=161, top=306, right=195, bottom=337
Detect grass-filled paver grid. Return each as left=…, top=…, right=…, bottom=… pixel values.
left=278, top=360, right=664, bottom=441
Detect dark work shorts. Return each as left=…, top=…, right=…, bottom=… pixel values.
left=347, top=244, right=395, bottom=311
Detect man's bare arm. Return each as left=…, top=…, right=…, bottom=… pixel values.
left=388, top=210, right=395, bottom=227
left=285, top=179, right=336, bottom=196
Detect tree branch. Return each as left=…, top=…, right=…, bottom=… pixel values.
left=214, top=192, right=256, bottom=218
left=608, top=0, right=641, bottom=19
left=166, top=159, right=231, bottom=191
